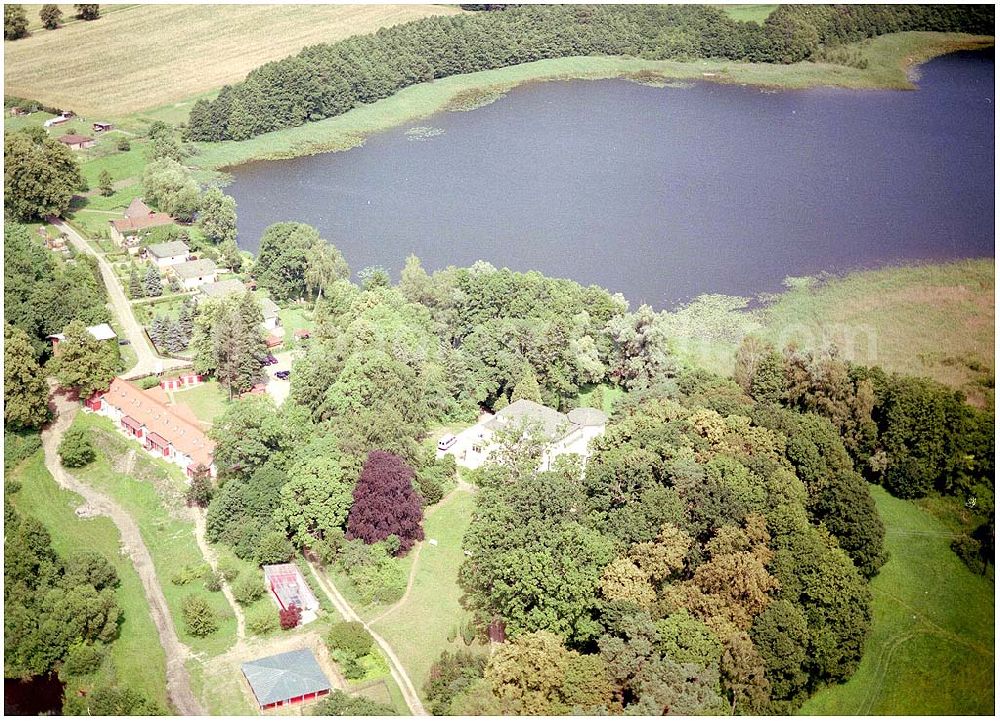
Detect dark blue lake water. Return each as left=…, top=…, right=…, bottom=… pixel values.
left=227, top=49, right=995, bottom=308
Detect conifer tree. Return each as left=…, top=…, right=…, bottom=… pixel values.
left=143, top=265, right=162, bottom=297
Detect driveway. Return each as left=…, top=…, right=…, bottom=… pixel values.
left=264, top=351, right=295, bottom=406
left=51, top=218, right=191, bottom=379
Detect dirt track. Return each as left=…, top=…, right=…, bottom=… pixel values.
left=42, top=390, right=205, bottom=715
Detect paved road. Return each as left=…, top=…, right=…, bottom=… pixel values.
left=42, top=389, right=205, bottom=715
left=51, top=218, right=191, bottom=379
left=305, top=560, right=429, bottom=716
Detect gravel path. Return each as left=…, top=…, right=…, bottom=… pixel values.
left=305, top=560, right=429, bottom=716
left=42, top=390, right=205, bottom=715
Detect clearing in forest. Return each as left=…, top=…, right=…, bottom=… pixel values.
left=800, top=486, right=994, bottom=715
left=3, top=4, right=460, bottom=116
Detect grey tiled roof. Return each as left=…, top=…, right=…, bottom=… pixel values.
left=173, top=258, right=217, bottom=279
left=485, top=399, right=573, bottom=442
left=147, top=240, right=189, bottom=258
left=241, top=649, right=330, bottom=706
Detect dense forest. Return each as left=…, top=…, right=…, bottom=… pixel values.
left=186, top=3, right=994, bottom=141
left=181, top=222, right=992, bottom=713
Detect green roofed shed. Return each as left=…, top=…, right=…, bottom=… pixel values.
left=241, top=648, right=331, bottom=710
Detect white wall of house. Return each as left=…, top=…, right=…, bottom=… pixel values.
left=154, top=254, right=188, bottom=269
left=180, top=273, right=217, bottom=290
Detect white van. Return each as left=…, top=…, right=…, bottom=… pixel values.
left=437, top=433, right=457, bottom=451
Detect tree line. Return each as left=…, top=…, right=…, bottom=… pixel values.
left=186, top=3, right=993, bottom=142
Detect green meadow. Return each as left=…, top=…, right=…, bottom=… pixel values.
left=801, top=486, right=994, bottom=714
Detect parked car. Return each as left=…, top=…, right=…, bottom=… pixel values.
left=275, top=370, right=290, bottom=380
left=118, top=339, right=131, bottom=346
left=437, top=433, right=458, bottom=451
left=264, top=354, right=278, bottom=365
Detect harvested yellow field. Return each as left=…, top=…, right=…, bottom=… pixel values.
left=3, top=4, right=461, bottom=116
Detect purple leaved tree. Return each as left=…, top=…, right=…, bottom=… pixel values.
left=346, top=450, right=425, bottom=554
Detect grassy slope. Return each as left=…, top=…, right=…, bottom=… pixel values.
left=800, top=486, right=994, bottom=715
left=69, top=412, right=238, bottom=658
left=7, top=452, right=169, bottom=709
left=715, top=4, right=777, bottom=24
left=3, top=4, right=460, bottom=116
left=186, top=31, right=993, bottom=170
left=668, top=259, right=994, bottom=406
left=371, top=490, right=480, bottom=699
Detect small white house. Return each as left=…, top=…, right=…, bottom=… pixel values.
left=146, top=240, right=190, bottom=268
left=171, top=258, right=218, bottom=290
left=261, top=298, right=281, bottom=331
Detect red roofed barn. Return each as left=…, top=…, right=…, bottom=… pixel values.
left=109, top=198, right=174, bottom=249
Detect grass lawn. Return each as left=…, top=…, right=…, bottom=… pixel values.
left=715, top=4, right=777, bottom=24
left=7, top=452, right=170, bottom=708
left=800, top=486, right=994, bottom=715
left=79, top=142, right=148, bottom=187
left=170, top=380, right=230, bottom=427
left=69, top=412, right=238, bottom=658
left=185, top=31, right=992, bottom=170
left=370, top=489, right=481, bottom=700
left=3, top=4, right=460, bottom=116
left=576, top=383, right=627, bottom=415
left=277, top=304, right=314, bottom=350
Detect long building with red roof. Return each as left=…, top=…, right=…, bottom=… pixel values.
left=87, top=378, right=216, bottom=478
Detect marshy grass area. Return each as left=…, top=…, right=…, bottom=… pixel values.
left=799, top=486, right=994, bottom=715
left=183, top=31, right=993, bottom=170
left=667, top=259, right=994, bottom=407
left=6, top=451, right=170, bottom=710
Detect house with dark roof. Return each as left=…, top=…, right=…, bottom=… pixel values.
left=241, top=649, right=331, bottom=711
left=110, top=198, right=174, bottom=250
left=58, top=134, right=96, bottom=150
left=171, top=258, right=218, bottom=290
left=440, top=399, right=608, bottom=472
left=197, top=280, right=282, bottom=331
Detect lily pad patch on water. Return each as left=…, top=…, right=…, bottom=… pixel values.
left=405, top=126, right=445, bottom=141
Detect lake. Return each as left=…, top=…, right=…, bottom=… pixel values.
left=227, top=49, right=995, bottom=308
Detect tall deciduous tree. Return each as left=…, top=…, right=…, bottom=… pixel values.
left=346, top=451, right=424, bottom=554
left=49, top=321, right=118, bottom=398
left=274, top=450, right=354, bottom=547
left=39, top=4, right=62, bottom=30
left=4, top=324, right=50, bottom=429
left=5, top=4, right=28, bottom=39
left=74, top=4, right=100, bottom=21
left=141, top=157, right=200, bottom=222
left=4, top=131, right=84, bottom=221
left=198, top=187, right=237, bottom=245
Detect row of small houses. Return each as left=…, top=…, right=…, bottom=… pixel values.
left=84, top=376, right=217, bottom=478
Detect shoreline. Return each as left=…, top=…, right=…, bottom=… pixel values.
left=188, top=31, right=993, bottom=175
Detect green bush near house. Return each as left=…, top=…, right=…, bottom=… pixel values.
left=59, top=426, right=96, bottom=468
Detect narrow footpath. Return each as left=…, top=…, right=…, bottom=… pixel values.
left=42, top=389, right=205, bottom=715
left=192, top=511, right=247, bottom=641
left=305, top=560, right=429, bottom=716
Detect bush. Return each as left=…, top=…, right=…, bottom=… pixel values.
left=314, top=690, right=396, bottom=716
left=181, top=595, right=218, bottom=637
left=138, top=375, right=160, bottom=390
left=58, top=426, right=95, bottom=468
left=171, top=563, right=211, bottom=586
left=4, top=429, right=42, bottom=470
left=204, top=571, right=222, bottom=592
left=63, top=642, right=104, bottom=676
left=256, top=531, right=295, bottom=565
left=326, top=621, right=373, bottom=659
left=217, top=557, right=239, bottom=583
left=232, top=574, right=264, bottom=606
left=279, top=604, right=301, bottom=630
left=116, top=137, right=131, bottom=151
left=246, top=606, right=279, bottom=636
left=460, top=619, right=477, bottom=646
left=186, top=466, right=213, bottom=507
left=340, top=654, right=365, bottom=680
